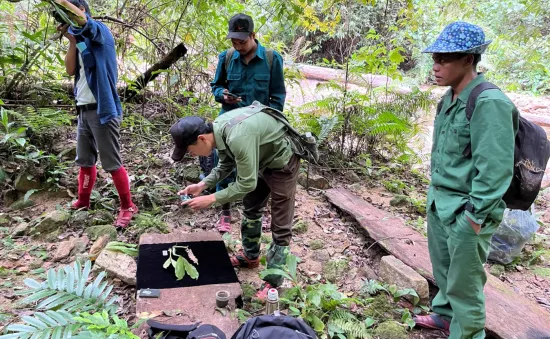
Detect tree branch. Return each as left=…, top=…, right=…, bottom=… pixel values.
left=122, top=43, right=187, bottom=101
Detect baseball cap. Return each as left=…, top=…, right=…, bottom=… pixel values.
left=169, top=117, right=208, bottom=161
left=226, top=13, right=254, bottom=40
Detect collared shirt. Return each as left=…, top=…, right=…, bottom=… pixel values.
left=69, top=16, right=122, bottom=124
left=202, top=104, right=294, bottom=205
left=210, top=41, right=286, bottom=114
left=428, top=74, right=519, bottom=225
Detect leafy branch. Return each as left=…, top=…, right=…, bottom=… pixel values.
left=163, top=245, right=199, bottom=281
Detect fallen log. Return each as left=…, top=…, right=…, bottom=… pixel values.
left=325, top=187, right=550, bottom=339
left=287, top=61, right=391, bottom=88
left=122, top=43, right=187, bottom=101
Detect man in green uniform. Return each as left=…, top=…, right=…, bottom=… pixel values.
left=170, top=102, right=298, bottom=299
left=201, top=13, right=286, bottom=233
left=413, top=22, right=519, bottom=338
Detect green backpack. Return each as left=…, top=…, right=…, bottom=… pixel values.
left=224, top=102, right=320, bottom=165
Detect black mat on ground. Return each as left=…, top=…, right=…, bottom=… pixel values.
left=136, top=241, right=238, bottom=290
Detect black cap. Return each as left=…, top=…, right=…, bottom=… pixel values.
left=226, top=13, right=254, bottom=40
left=169, top=117, right=207, bottom=162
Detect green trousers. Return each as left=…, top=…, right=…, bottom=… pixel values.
left=428, top=204, right=498, bottom=339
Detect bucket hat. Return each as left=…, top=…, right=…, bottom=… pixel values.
left=423, top=21, right=491, bottom=54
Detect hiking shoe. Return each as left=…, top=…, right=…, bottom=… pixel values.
left=115, top=204, right=138, bottom=228
left=216, top=215, right=232, bottom=233
left=413, top=314, right=450, bottom=336
left=230, top=250, right=260, bottom=268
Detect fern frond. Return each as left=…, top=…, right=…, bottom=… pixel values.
left=0, top=310, right=81, bottom=339
left=328, top=310, right=372, bottom=339
left=20, top=261, right=118, bottom=314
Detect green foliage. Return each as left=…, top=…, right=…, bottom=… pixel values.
left=0, top=260, right=142, bottom=339
left=222, top=233, right=241, bottom=254
left=403, top=0, right=550, bottom=94
left=293, top=220, right=309, bottom=234
left=104, top=241, right=138, bottom=257
left=128, top=213, right=170, bottom=237
left=259, top=255, right=419, bottom=338
left=360, top=279, right=420, bottom=306
left=309, top=239, right=325, bottom=250
left=18, top=261, right=118, bottom=314
left=0, top=310, right=80, bottom=339
left=72, top=311, right=139, bottom=338
left=163, top=245, right=199, bottom=281
left=0, top=107, right=27, bottom=151
left=11, top=107, right=72, bottom=134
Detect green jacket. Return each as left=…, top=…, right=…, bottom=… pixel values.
left=202, top=105, right=294, bottom=205
left=427, top=74, right=519, bottom=226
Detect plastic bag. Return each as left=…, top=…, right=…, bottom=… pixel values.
left=488, top=207, right=539, bottom=264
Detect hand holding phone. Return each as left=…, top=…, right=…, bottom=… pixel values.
left=223, top=89, right=242, bottom=104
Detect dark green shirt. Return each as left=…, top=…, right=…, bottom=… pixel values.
left=210, top=41, right=286, bottom=114
left=427, top=74, right=519, bottom=225
left=202, top=103, right=294, bottom=205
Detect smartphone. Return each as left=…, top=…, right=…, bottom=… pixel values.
left=180, top=194, right=192, bottom=202
left=225, top=92, right=239, bottom=98
left=139, top=289, right=160, bottom=298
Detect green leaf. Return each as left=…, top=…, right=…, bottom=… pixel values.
left=24, top=278, right=42, bottom=290
left=51, top=326, right=63, bottom=339
left=364, top=317, right=375, bottom=328
left=21, top=315, right=47, bottom=330
left=15, top=138, right=26, bottom=147
left=308, top=291, right=321, bottom=307
left=163, top=257, right=171, bottom=269
left=23, top=189, right=38, bottom=202
left=289, top=306, right=301, bottom=316
left=307, top=314, right=325, bottom=332
left=5, top=324, right=37, bottom=333
left=34, top=312, right=57, bottom=327
left=22, top=289, right=57, bottom=304
left=183, top=258, right=199, bottom=280
left=259, top=268, right=292, bottom=281
left=287, top=254, right=299, bottom=280
left=175, top=257, right=186, bottom=280
left=47, top=269, right=57, bottom=290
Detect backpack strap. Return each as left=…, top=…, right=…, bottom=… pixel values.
left=462, top=81, right=501, bottom=157
left=224, top=47, right=236, bottom=72
left=265, top=48, right=274, bottom=72
left=465, top=82, right=500, bottom=121
left=436, top=100, right=444, bottom=115
left=224, top=47, right=273, bottom=72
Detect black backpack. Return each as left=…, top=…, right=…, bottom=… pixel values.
left=231, top=315, right=317, bottom=339
left=436, top=82, right=550, bottom=211
left=147, top=319, right=226, bottom=339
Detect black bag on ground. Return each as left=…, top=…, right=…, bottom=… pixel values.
left=147, top=319, right=226, bottom=339
left=436, top=81, right=550, bottom=210
left=231, top=314, right=317, bottom=339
